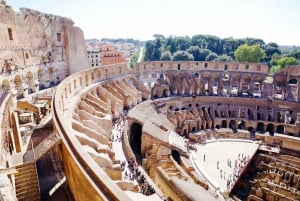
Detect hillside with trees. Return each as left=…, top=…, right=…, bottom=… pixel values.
left=143, top=34, right=300, bottom=73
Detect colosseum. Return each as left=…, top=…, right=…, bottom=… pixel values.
left=1, top=2, right=300, bottom=201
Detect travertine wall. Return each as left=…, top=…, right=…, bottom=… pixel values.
left=52, top=61, right=300, bottom=200
left=0, top=2, right=88, bottom=98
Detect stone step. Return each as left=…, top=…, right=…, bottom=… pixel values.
left=15, top=178, right=38, bottom=190
left=17, top=190, right=40, bottom=201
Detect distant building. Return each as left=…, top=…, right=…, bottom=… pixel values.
left=87, top=44, right=125, bottom=67
left=87, top=50, right=101, bottom=67
left=100, top=45, right=125, bottom=66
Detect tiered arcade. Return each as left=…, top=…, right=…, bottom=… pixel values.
left=52, top=61, right=300, bottom=200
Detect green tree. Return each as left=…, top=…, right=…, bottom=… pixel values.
left=144, top=41, right=154, bottom=61
left=160, top=51, right=172, bottom=61
left=269, top=53, right=281, bottom=66
left=172, top=51, right=194, bottom=61
left=269, top=65, right=282, bottom=73
left=187, top=46, right=202, bottom=61
left=214, top=54, right=233, bottom=62
left=277, top=57, right=298, bottom=68
left=152, top=39, right=162, bottom=60
left=175, top=36, right=190, bottom=51
left=205, top=52, right=218, bottom=61
left=234, top=44, right=266, bottom=62
left=286, top=48, right=300, bottom=60
left=129, top=49, right=140, bottom=68
left=265, top=42, right=281, bottom=57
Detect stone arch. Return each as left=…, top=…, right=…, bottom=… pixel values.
left=288, top=78, right=298, bottom=85
left=151, top=85, right=158, bottom=99
left=256, top=122, right=265, bottom=134
left=14, top=74, right=23, bottom=98
left=126, top=76, right=135, bottom=87
left=238, top=120, right=246, bottom=130
left=26, top=71, right=34, bottom=93
left=38, top=68, right=45, bottom=89
left=48, top=66, right=56, bottom=85
left=248, top=126, right=254, bottom=132
left=221, top=120, right=227, bottom=128
left=241, top=75, right=251, bottom=96
left=266, top=123, right=274, bottom=136
left=277, top=125, right=284, bottom=134
left=129, top=122, right=143, bottom=164
left=2, top=79, right=10, bottom=90
left=162, top=88, right=170, bottom=97
left=229, top=120, right=237, bottom=133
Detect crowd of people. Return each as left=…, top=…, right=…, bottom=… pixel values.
left=111, top=112, right=156, bottom=196
left=121, top=158, right=155, bottom=195
left=111, top=112, right=127, bottom=142
left=221, top=153, right=250, bottom=191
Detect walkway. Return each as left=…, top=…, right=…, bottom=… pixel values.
left=191, top=139, right=260, bottom=194
left=111, top=115, right=163, bottom=200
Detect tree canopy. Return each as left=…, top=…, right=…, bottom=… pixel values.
left=160, top=51, right=172, bottom=61
left=172, top=51, right=194, bottom=61
left=142, top=33, right=299, bottom=73
left=234, top=44, right=266, bottom=63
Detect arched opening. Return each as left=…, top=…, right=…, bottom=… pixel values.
left=247, top=127, right=255, bottom=139
left=268, top=114, right=272, bottom=121
left=171, top=150, right=180, bottom=164
left=256, top=122, right=265, bottom=134
left=162, top=88, right=169, bottom=97
left=238, top=121, right=246, bottom=130
left=14, top=74, right=23, bottom=99
left=266, top=124, right=274, bottom=136
left=151, top=86, right=157, bottom=99
left=183, top=129, right=188, bottom=137
left=288, top=78, right=298, bottom=85
left=215, top=110, right=219, bottom=118
left=248, top=127, right=254, bottom=132
left=221, top=120, right=227, bottom=128
left=38, top=68, right=45, bottom=89
left=129, top=123, right=142, bottom=164
left=26, top=71, right=34, bottom=93
left=2, top=79, right=10, bottom=90
left=48, top=66, right=56, bottom=86
left=229, top=120, right=237, bottom=133
left=257, top=113, right=261, bottom=121
left=248, top=109, right=253, bottom=120
left=277, top=125, right=284, bottom=134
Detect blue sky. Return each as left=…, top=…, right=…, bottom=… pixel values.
left=6, top=0, right=300, bottom=46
